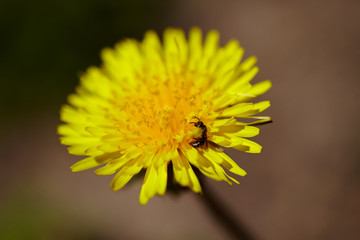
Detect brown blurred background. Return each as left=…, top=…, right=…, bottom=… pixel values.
left=1, top=0, right=359, bottom=239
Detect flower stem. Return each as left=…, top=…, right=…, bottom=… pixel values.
left=196, top=174, right=256, bottom=240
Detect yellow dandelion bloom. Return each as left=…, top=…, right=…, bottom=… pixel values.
left=58, top=27, right=272, bottom=205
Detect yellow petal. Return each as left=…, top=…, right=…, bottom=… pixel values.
left=227, top=66, right=259, bottom=92
left=239, top=56, right=257, bottom=72
left=211, top=124, right=260, bottom=138
left=188, top=27, right=203, bottom=71
left=59, top=136, right=96, bottom=145
left=203, top=30, right=219, bottom=58
left=231, top=138, right=262, bottom=153
left=172, top=150, right=201, bottom=193
left=139, top=150, right=169, bottom=204
left=245, top=80, right=272, bottom=97
left=202, top=147, right=246, bottom=177
left=80, top=67, right=113, bottom=99
left=156, top=163, right=168, bottom=196
left=68, top=145, right=97, bottom=156
left=139, top=165, right=157, bottom=205
left=244, top=116, right=273, bottom=126
left=95, top=156, right=128, bottom=175
left=70, top=156, right=106, bottom=172
left=111, top=159, right=143, bottom=191
left=181, top=147, right=231, bottom=184
left=220, top=101, right=271, bottom=117
left=210, top=135, right=232, bottom=146
left=214, top=40, right=244, bottom=89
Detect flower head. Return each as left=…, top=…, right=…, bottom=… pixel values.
left=58, top=27, right=271, bottom=204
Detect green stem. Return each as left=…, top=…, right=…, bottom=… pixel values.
left=197, top=175, right=256, bottom=240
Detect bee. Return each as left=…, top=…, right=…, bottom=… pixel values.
left=190, top=117, right=208, bottom=149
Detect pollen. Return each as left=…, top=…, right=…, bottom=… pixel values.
left=111, top=64, right=213, bottom=152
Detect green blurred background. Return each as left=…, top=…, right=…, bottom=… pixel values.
left=1, top=0, right=359, bottom=239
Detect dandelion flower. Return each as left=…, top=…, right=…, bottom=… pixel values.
left=58, top=27, right=272, bottom=205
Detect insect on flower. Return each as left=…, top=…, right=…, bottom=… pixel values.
left=190, top=117, right=208, bottom=149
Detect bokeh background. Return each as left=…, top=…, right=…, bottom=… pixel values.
left=1, top=0, right=359, bottom=239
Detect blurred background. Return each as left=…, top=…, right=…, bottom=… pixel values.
left=1, top=0, right=359, bottom=239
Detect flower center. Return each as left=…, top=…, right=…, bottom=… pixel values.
left=117, top=72, right=213, bottom=150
